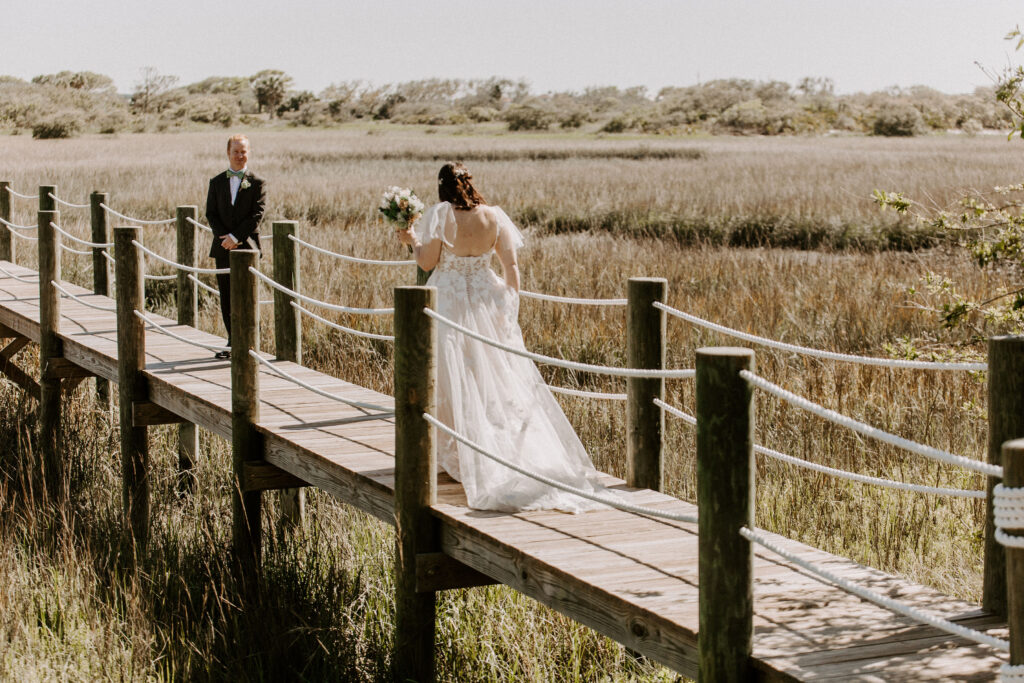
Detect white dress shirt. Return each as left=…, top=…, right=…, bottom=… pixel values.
left=226, top=167, right=247, bottom=243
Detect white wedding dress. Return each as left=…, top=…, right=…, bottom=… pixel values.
left=415, top=202, right=607, bottom=513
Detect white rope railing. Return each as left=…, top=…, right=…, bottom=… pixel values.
left=740, top=370, right=1001, bottom=478
left=47, top=192, right=89, bottom=209
left=249, top=267, right=393, bottom=315
left=288, top=234, right=414, bottom=266
left=291, top=302, right=395, bottom=341
left=1003, top=664, right=1024, bottom=682
left=740, top=526, right=1009, bottom=652
left=51, top=281, right=116, bottom=312
left=185, top=217, right=213, bottom=233
left=520, top=290, right=628, bottom=306
left=654, top=398, right=986, bottom=499
left=547, top=384, right=627, bottom=400
left=50, top=222, right=112, bottom=249
left=248, top=350, right=394, bottom=413
left=59, top=244, right=94, bottom=256
left=132, top=240, right=228, bottom=275
left=100, top=203, right=175, bottom=225
left=6, top=227, right=38, bottom=241
left=144, top=273, right=177, bottom=281
left=186, top=274, right=270, bottom=304
left=994, top=485, right=1024, bottom=550
left=0, top=263, right=37, bottom=283
left=0, top=217, right=37, bottom=231
left=424, top=307, right=696, bottom=379
left=6, top=187, right=38, bottom=200
left=654, top=302, right=988, bottom=371
left=423, top=412, right=698, bottom=522
left=134, top=310, right=230, bottom=352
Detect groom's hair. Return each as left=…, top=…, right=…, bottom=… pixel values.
left=226, top=134, right=249, bottom=152
left=438, top=162, right=485, bottom=210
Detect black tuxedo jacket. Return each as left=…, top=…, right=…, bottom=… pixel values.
left=205, top=170, right=266, bottom=259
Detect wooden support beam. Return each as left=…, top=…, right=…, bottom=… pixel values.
left=986, top=336, right=1024, bottom=616
left=1, top=335, right=29, bottom=357
left=132, top=401, right=187, bottom=427
left=0, top=181, right=12, bottom=263
left=61, top=376, right=89, bottom=395
left=231, top=249, right=263, bottom=581
left=115, top=226, right=150, bottom=550
left=176, top=205, right=199, bottom=491
left=1004, top=438, right=1024, bottom=667
left=242, top=460, right=308, bottom=492
left=394, top=285, right=438, bottom=683
left=697, top=346, right=755, bottom=682
left=0, top=354, right=40, bottom=399
left=627, top=277, right=666, bottom=491
left=91, top=191, right=111, bottom=411
left=415, top=552, right=498, bottom=593
left=38, top=198, right=64, bottom=501
left=272, top=220, right=304, bottom=529
left=0, top=322, right=20, bottom=339
left=44, top=356, right=96, bottom=379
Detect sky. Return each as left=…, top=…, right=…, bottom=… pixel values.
left=2, top=1, right=1023, bottom=96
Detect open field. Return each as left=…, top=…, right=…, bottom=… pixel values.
left=0, top=128, right=1020, bottom=680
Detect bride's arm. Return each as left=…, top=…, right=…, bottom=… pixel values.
left=495, top=237, right=520, bottom=292
left=397, top=227, right=442, bottom=271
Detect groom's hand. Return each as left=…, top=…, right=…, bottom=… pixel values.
left=220, top=234, right=240, bottom=250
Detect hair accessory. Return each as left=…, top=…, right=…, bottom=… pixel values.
left=453, top=168, right=469, bottom=178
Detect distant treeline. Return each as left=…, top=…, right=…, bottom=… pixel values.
left=0, top=70, right=1013, bottom=139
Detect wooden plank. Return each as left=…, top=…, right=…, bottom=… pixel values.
left=132, top=401, right=187, bottom=426
left=415, top=552, right=498, bottom=592
left=44, top=356, right=96, bottom=379
left=242, top=460, right=308, bottom=491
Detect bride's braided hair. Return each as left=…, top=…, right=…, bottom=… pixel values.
left=438, top=162, right=486, bottom=210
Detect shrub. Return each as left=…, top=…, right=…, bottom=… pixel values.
left=960, top=118, right=983, bottom=136
left=31, top=112, right=83, bottom=139
left=600, top=116, right=629, bottom=133
left=504, top=104, right=552, bottom=131
left=872, top=103, right=926, bottom=136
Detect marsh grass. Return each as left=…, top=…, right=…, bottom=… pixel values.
left=0, top=128, right=1015, bottom=680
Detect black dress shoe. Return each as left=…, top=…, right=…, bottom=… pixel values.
left=214, top=350, right=231, bottom=359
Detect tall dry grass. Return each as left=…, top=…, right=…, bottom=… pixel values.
left=0, top=127, right=1016, bottom=680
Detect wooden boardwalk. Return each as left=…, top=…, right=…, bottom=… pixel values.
left=0, top=260, right=1010, bottom=681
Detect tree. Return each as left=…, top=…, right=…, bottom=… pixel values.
left=250, top=70, right=292, bottom=117
left=132, top=67, right=179, bottom=114
left=32, top=71, right=115, bottom=94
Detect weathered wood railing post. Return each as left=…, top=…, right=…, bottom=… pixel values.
left=1003, top=438, right=1024, bottom=670
left=0, top=181, right=12, bottom=262
left=394, top=285, right=438, bottom=683
left=39, top=184, right=55, bottom=213
left=627, top=277, right=666, bottom=491
left=231, top=249, right=263, bottom=581
left=273, top=220, right=304, bottom=529
left=985, top=336, right=1024, bottom=616
left=38, top=196, right=64, bottom=501
left=696, top=346, right=755, bottom=682
left=175, top=205, right=199, bottom=491
left=114, top=226, right=150, bottom=549
left=91, top=191, right=111, bottom=410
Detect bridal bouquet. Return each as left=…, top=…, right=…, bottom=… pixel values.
left=378, top=186, right=424, bottom=228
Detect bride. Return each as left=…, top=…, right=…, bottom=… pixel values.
left=396, top=162, right=607, bottom=513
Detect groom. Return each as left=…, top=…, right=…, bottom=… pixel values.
left=205, top=134, right=266, bottom=358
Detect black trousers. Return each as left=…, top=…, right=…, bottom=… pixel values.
left=214, top=254, right=231, bottom=346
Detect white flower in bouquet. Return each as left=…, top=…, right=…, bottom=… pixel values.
left=378, top=187, right=424, bottom=227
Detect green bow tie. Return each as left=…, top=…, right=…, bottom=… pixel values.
left=227, top=169, right=245, bottom=178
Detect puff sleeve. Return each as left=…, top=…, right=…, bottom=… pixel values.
left=414, top=201, right=454, bottom=246
left=493, top=206, right=524, bottom=251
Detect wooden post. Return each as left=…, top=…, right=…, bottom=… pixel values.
left=39, top=185, right=55, bottom=213
left=696, top=346, right=755, bottom=682
left=394, top=285, right=438, bottom=683
left=114, top=226, right=149, bottom=549
left=0, top=182, right=12, bottom=263
left=272, top=220, right=304, bottom=529
left=38, top=205, right=64, bottom=501
left=1003, top=438, right=1024, bottom=667
left=985, top=336, right=1024, bottom=616
left=627, top=277, right=666, bottom=491
left=231, top=249, right=263, bottom=581
left=91, top=191, right=111, bottom=410
left=176, top=205, right=199, bottom=492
